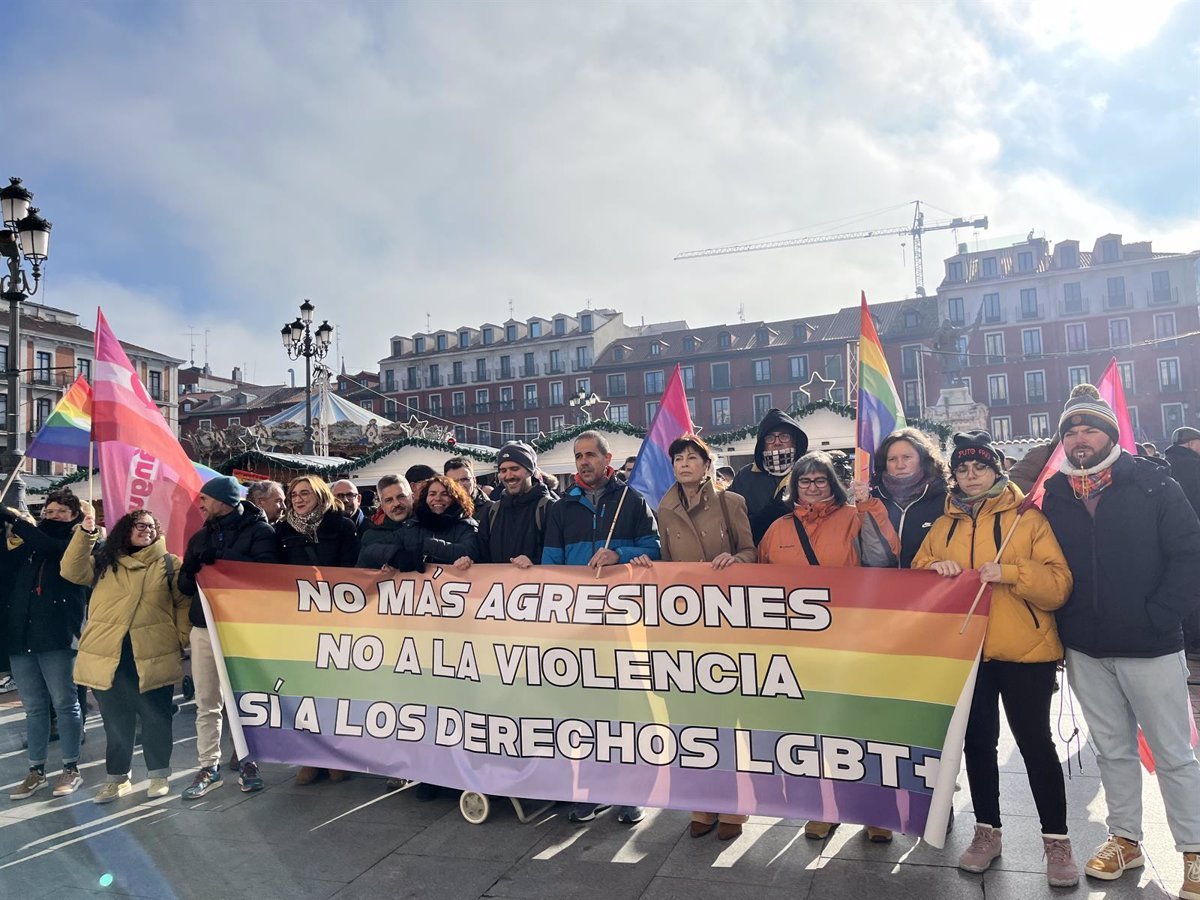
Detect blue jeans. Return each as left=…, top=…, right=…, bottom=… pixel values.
left=9, top=650, right=82, bottom=768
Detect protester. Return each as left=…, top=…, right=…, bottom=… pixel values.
left=331, top=479, right=368, bottom=535
left=652, top=434, right=755, bottom=841
left=729, top=408, right=809, bottom=543
left=618, top=456, right=637, bottom=482
left=62, top=509, right=189, bottom=804
left=757, top=451, right=899, bottom=842
left=177, top=476, right=278, bottom=798
left=457, top=441, right=553, bottom=568
left=714, top=465, right=735, bottom=489
left=1165, top=426, right=1200, bottom=660
left=356, top=474, right=414, bottom=568
left=1041, top=385, right=1200, bottom=894
left=275, top=475, right=359, bottom=785
left=404, top=464, right=437, bottom=489
left=246, top=480, right=286, bottom=524
left=1009, top=441, right=1054, bottom=495
left=3, top=491, right=88, bottom=800
left=870, top=427, right=949, bottom=568
left=543, top=430, right=660, bottom=825
left=913, top=431, right=1077, bottom=885
left=444, top=456, right=494, bottom=515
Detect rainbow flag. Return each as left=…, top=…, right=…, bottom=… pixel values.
left=199, top=561, right=989, bottom=846
left=26, top=375, right=93, bottom=467
left=855, top=292, right=907, bottom=482
left=627, top=364, right=695, bottom=510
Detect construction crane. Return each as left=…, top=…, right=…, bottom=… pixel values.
left=675, top=200, right=989, bottom=297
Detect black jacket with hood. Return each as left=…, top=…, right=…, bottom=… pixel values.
left=1164, top=442, right=1200, bottom=516
left=180, top=500, right=279, bottom=627
left=728, top=408, right=809, bottom=544
left=871, top=479, right=949, bottom=569
left=2, top=515, right=89, bottom=655
left=477, top=481, right=555, bottom=563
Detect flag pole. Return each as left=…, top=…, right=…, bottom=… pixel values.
left=958, top=512, right=1023, bottom=633
left=88, top=440, right=95, bottom=510
left=596, top=483, right=630, bottom=576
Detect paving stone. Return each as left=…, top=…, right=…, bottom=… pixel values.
left=484, top=837, right=673, bottom=898
left=399, top=802, right=557, bottom=861
left=656, top=820, right=820, bottom=888
left=639, top=875, right=806, bottom=900
left=983, top=866, right=1173, bottom=899
left=331, top=853, right=512, bottom=899
left=808, top=857, right=986, bottom=899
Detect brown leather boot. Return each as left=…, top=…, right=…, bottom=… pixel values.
left=294, top=766, right=321, bottom=786
left=327, top=769, right=349, bottom=783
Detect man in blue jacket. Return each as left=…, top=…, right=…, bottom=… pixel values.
left=541, top=430, right=660, bottom=825
left=1042, top=385, right=1200, bottom=896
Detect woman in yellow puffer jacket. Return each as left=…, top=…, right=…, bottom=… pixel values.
left=913, top=431, right=1077, bottom=887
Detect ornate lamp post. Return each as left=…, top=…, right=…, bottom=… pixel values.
left=0, top=177, right=52, bottom=487
left=280, top=299, right=332, bottom=455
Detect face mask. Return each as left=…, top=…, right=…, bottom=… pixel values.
left=763, top=447, right=795, bottom=476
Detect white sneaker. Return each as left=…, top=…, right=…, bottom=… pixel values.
left=93, top=780, right=132, bottom=804
left=147, top=778, right=171, bottom=798
left=0, top=674, right=15, bottom=693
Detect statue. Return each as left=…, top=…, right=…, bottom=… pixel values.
left=931, top=311, right=981, bottom=385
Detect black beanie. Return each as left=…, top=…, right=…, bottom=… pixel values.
left=950, top=430, right=1004, bottom=476
left=496, top=441, right=537, bottom=475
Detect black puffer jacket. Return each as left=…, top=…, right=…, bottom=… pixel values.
left=728, top=408, right=809, bottom=544
left=276, top=511, right=360, bottom=568
left=1164, top=442, right=1200, bottom=516
left=179, top=501, right=279, bottom=627
left=3, top=516, right=89, bottom=654
left=1043, top=452, right=1200, bottom=658
left=356, top=514, right=411, bottom=568
left=872, top=480, right=948, bottom=568
left=477, top=482, right=554, bottom=563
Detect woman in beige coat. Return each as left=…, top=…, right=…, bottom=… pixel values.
left=645, top=434, right=756, bottom=841
left=62, top=509, right=189, bottom=804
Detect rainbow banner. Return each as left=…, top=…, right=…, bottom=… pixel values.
left=26, top=374, right=93, bottom=467
left=855, top=291, right=907, bottom=483
left=199, top=562, right=988, bottom=846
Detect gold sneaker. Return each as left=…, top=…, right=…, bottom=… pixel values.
left=1181, top=851, right=1200, bottom=900
left=93, top=780, right=132, bottom=805
left=1085, top=835, right=1144, bottom=880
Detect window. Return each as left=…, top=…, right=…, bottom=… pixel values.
left=645, top=401, right=660, bottom=421
left=414, top=337, right=425, bottom=353
left=1021, top=328, right=1042, bottom=358
left=824, top=355, right=843, bottom=380
left=1151, top=270, right=1172, bottom=304
left=458, top=331, right=470, bottom=348
left=576, top=377, right=591, bottom=394
left=712, top=397, right=731, bottom=425
left=753, top=359, right=771, bottom=383
left=548, top=349, right=562, bottom=373
left=524, top=384, right=538, bottom=407
left=645, top=370, right=664, bottom=394
left=1020, top=288, right=1039, bottom=319
left=650, top=343, right=661, bottom=356
left=711, top=362, right=731, bottom=389
left=904, top=310, right=920, bottom=329
left=1017, top=250, right=1034, bottom=273
left=451, top=391, right=466, bottom=415
left=790, top=390, right=807, bottom=409
left=1101, top=239, right=1119, bottom=262
left=1025, top=371, right=1046, bottom=404
left=947, top=297, right=965, bottom=325
left=1163, top=403, right=1185, bottom=438
left=529, top=321, right=542, bottom=338
left=554, top=318, right=566, bottom=336
left=1063, top=282, right=1083, bottom=314
left=525, top=417, right=539, bottom=434
left=753, top=394, right=773, bottom=421
left=610, top=404, right=629, bottom=423
left=35, top=351, right=51, bottom=384
left=756, top=327, right=771, bottom=346
left=522, top=352, right=536, bottom=376
left=1154, top=313, right=1176, bottom=345
left=903, top=381, right=921, bottom=417
left=76, top=358, right=91, bottom=380
left=385, top=399, right=399, bottom=415
left=436, top=334, right=448, bottom=351
left=549, top=381, right=564, bottom=405
left=482, top=327, right=494, bottom=345
left=1106, top=276, right=1127, bottom=309
left=452, top=361, right=464, bottom=384
left=613, top=347, right=625, bottom=362
left=501, top=420, right=515, bottom=440
left=499, top=356, right=512, bottom=379
left=1068, top=366, right=1089, bottom=387
left=408, top=395, right=420, bottom=411
left=428, top=363, right=441, bottom=387
left=580, top=314, right=593, bottom=333
left=1128, top=407, right=1140, bottom=438
left=34, top=397, right=52, bottom=431
left=989, top=416, right=1012, bottom=441
left=575, top=346, right=591, bottom=370
left=506, top=324, right=518, bottom=342
left=1159, top=358, right=1181, bottom=391
left=789, top=355, right=809, bottom=380
left=1059, top=245, right=1077, bottom=268
left=982, top=293, right=1002, bottom=323
left=428, top=395, right=442, bottom=415
left=148, top=370, right=163, bottom=400
left=404, top=366, right=418, bottom=389
left=550, top=414, right=565, bottom=431
left=984, top=333, right=1004, bottom=364
left=359, top=401, right=372, bottom=411
left=1109, top=318, right=1131, bottom=348
left=718, top=331, right=731, bottom=349
left=607, top=373, right=627, bottom=396
left=687, top=397, right=697, bottom=419
left=499, top=386, right=514, bottom=411
left=680, top=366, right=695, bottom=389
left=829, top=387, right=845, bottom=403
left=988, top=374, right=1008, bottom=405
left=474, top=388, right=489, bottom=413
left=947, top=260, right=964, bottom=281
left=477, top=422, right=492, bottom=444
left=454, top=425, right=467, bottom=442
left=1029, top=413, right=1050, bottom=438
left=198, top=418, right=212, bottom=431
left=1065, top=323, right=1087, bottom=352
left=683, top=336, right=695, bottom=352
left=391, top=339, right=404, bottom=357
left=384, top=369, right=396, bottom=391
left=981, top=257, right=997, bottom=277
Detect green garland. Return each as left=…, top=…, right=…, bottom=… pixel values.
left=219, top=436, right=498, bottom=481
left=27, top=467, right=96, bottom=495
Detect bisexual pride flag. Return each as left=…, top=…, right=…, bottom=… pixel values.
left=26, top=374, right=93, bottom=467
left=628, top=364, right=695, bottom=510
left=855, top=292, right=907, bottom=483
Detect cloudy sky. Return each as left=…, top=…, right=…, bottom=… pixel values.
left=7, top=0, right=1198, bottom=384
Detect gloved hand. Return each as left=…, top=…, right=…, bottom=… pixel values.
left=198, top=548, right=219, bottom=566
left=181, top=555, right=204, bottom=576
left=389, top=547, right=425, bottom=573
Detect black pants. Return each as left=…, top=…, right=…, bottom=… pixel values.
left=964, top=659, right=1067, bottom=834
left=94, top=638, right=175, bottom=778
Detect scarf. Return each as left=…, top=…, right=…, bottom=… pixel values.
left=574, top=467, right=615, bottom=493
left=1060, top=444, right=1122, bottom=501
left=793, top=497, right=837, bottom=524
left=880, top=470, right=932, bottom=506
left=285, top=505, right=327, bottom=542
left=416, top=502, right=465, bottom=533
left=951, top=476, right=1009, bottom=517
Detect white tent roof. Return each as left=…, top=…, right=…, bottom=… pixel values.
left=262, top=393, right=393, bottom=429
left=347, top=443, right=499, bottom=486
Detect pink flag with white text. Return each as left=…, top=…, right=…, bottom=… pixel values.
left=93, top=309, right=203, bottom=554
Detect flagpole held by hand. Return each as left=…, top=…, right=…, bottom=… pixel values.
left=958, top=512, right=1023, bottom=634
left=88, top=440, right=94, bottom=509
left=595, top=483, right=630, bottom=577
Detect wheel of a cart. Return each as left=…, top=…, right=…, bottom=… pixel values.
left=460, top=791, right=491, bottom=824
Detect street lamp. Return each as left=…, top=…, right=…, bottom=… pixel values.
left=281, top=299, right=332, bottom=455
left=0, top=177, right=52, bottom=487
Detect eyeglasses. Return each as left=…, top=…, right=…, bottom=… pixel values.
left=334, top=492, right=357, bottom=500
left=133, top=522, right=157, bottom=533
left=764, top=433, right=793, bottom=446
left=796, top=477, right=829, bottom=488
left=289, top=489, right=314, bottom=500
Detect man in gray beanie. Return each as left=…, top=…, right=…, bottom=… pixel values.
left=177, top=476, right=278, bottom=799
left=455, top=441, right=554, bottom=569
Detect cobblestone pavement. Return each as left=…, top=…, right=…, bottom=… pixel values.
left=0, top=659, right=1196, bottom=899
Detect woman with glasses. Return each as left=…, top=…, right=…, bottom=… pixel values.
left=62, top=509, right=190, bottom=804
left=758, top=451, right=900, bottom=842
left=275, top=474, right=359, bottom=785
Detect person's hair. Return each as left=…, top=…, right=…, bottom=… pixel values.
left=872, top=428, right=949, bottom=485
left=624, top=456, right=637, bottom=466
left=96, top=509, right=163, bottom=575
left=417, top=474, right=475, bottom=519
left=405, top=464, right=438, bottom=484
left=286, top=475, right=333, bottom=516
left=716, top=465, right=735, bottom=481
left=376, top=473, right=411, bottom=494
left=43, top=489, right=82, bottom=519
left=667, top=433, right=713, bottom=465
left=331, top=479, right=358, bottom=495
left=443, top=457, right=472, bottom=475
left=785, top=451, right=848, bottom=507
left=246, top=480, right=283, bottom=503
left=574, top=430, right=610, bottom=456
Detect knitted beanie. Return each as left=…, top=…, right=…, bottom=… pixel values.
left=949, top=430, right=1004, bottom=476
left=200, top=475, right=242, bottom=508
left=496, top=441, right=537, bottom=475
left=1058, top=383, right=1119, bottom=443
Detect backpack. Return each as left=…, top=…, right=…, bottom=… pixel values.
left=489, top=495, right=552, bottom=532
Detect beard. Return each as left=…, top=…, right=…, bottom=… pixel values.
left=1069, top=441, right=1113, bottom=470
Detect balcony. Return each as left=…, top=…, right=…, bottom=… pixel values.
left=520, top=364, right=540, bottom=377
left=472, top=370, right=491, bottom=383
left=547, top=363, right=565, bottom=375
left=473, top=402, right=490, bottom=414
left=449, top=374, right=467, bottom=386
left=1104, top=292, right=1130, bottom=310
left=523, top=398, right=540, bottom=409
left=1027, top=393, right=1046, bottom=404
left=548, top=394, right=565, bottom=407
left=712, top=413, right=732, bottom=426
left=989, top=396, right=1009, bottom=407
left=1018, top=304, right=1044, bottom=321
left=427, top=376, right=442, bottom=387
left=607, top=385, right=627, bottom=398
left=982, top=311, right=1008, bottom=325
left=1149, top=287, right=1179, bottom=306
left=1160, top=380, right=1182, bottom=394
left=402, top=378, right=422, bottom=391
left=451, top=404, right=466, bottom=416
left=712, top=378, right=731, bottom=390
left=498, top=399, right=515, bottom=412
left=571, top=360, right=591, bottom=372
left=1058, top=297, right=1090, bottom=316
left=498, top=368, right=513, bottom=380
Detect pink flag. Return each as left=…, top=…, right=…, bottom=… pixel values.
left=94, top=309, right=203, bottom=554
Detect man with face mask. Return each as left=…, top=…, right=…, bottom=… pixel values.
left=729, top=408, right=809, bottom=544
left=1041, top=384, right=1200, bottom=895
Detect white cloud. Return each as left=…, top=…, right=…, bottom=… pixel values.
left=978, top=0, right=1186, bottom=56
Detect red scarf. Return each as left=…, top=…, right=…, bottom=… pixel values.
left=574, top=466, right=616, bottom=492
left=1068, top=467, right=1113, bottom=500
